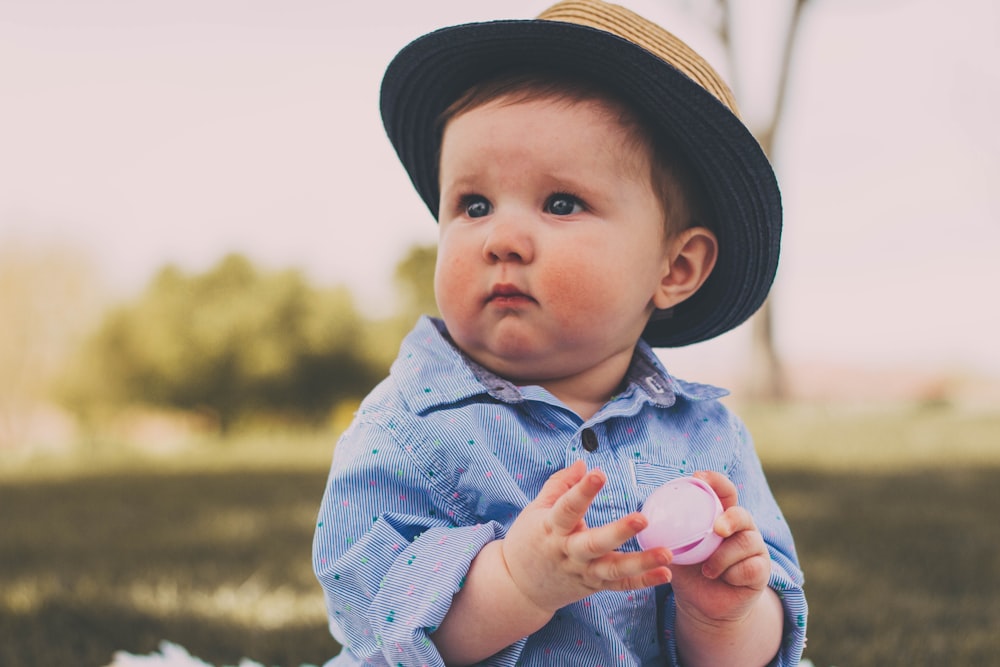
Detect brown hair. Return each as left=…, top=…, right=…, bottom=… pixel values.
left=437, top=70, right=709, bottom=237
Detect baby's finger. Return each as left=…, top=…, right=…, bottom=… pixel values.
left=693, top=470, right=739, bottom=510
left=619, top=565, right=672, bottom=591
left=533, top=459, right=588, bottom=509
left=589, top=548, right=672, bottom=588
left=549, top=466, right=605, bottom=534
left=567, top=512, right=648, bottom=559
left=713, top=506, right=756, bottom=539
left=701, top=527, right=768, bottom=584
left=705, top=548, right=771, bottom=589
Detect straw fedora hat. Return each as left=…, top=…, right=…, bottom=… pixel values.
left=380, top=0, right=781, bottom=347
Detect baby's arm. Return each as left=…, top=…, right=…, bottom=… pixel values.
left=432, top=460, right=672, bottom=665
left=314, top=419, right=501, bottom=665
left=670, top=471, right=784, bottom=667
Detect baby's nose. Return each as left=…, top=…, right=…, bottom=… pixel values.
left=482, top=215, right=534, bottom=263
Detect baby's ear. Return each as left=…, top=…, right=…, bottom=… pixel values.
left=653, top=227, right=718, bottom=310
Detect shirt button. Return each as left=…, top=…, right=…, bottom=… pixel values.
left=581, top=428, right=599, bottom=452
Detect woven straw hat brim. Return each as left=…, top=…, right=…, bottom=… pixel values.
left=380, top=18, right=781, bottom=348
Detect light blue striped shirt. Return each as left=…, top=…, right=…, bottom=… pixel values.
left=313, top=317, right=806, bottom=666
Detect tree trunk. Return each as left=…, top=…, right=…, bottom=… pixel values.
left=747, top=299, right=786, bottom=400
left=716, top=0, right=808, bottom=401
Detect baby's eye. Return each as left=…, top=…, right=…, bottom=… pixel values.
left=461, top=195, right=493, bottom=218
left=545, top=193, right=584, bottom=216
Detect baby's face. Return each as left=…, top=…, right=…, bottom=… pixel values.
left=435, top=95, right=676, bottom=390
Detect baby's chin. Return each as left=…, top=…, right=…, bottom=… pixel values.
left=451, top=338, right=547, bottom=381
left=458, top=341, right=549, bottom=381
left=465, top=344, right=591, bottom=390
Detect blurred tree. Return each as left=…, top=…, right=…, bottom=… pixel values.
left=60, top=254, right=381, bottom=433
left=361, top=243, right=440, bottom=372
left=393, top=243, right=438, bottom=321
left=675, top=0, right=809, bottom=400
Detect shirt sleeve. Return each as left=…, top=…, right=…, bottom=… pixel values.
left=312, top=416, right=515, bottom=666
left=663, top=415, right=808, bottom=666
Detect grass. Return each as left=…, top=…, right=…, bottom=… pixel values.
left=0, top=469, right=338, bottom=667
left=771, top=467, right=1000, bottom=665
left=1, top=404, right=998, bottom=666
left=741, top=401, right=1000, bottom=471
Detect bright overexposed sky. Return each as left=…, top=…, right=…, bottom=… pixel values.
left=2, top=0, right=998, bottom=384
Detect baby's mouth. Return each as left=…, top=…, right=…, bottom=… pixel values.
left=487, top=284, right=536, bottom=307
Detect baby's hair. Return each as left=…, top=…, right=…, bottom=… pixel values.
left=436, top=69, right=710, bottom=238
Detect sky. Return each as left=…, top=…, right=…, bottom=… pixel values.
left=2, top=0, right=999, bottom=386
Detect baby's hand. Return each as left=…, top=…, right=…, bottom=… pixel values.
left=668, top=471, right=772, bottom=624
left=500, top=460, right=672, bottom=615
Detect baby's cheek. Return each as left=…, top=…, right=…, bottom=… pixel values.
left=435, top=255, right=475, bottom=304
left=547, top=265, right=627, bottom=329
left=544, top=263, right=608, bottom=304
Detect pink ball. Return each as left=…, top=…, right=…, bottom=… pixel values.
left=636, top=476, right=724, bottom=565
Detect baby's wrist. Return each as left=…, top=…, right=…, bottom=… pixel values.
left=496, top=539, right=563, bottom=619
left=675, top=587, right=784, bottom=666
left=488, top=540, right=558, bottom=622
left=676, top=597, right=749, bottom=633
left=674, top=584, right=760, bottom=628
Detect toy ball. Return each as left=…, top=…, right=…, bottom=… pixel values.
left=636, top=476, right=724, bottom=565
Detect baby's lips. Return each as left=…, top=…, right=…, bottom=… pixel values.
left=487, top=282, right=534, bottom=302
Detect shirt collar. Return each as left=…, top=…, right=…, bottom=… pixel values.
left=394, top=316, right=727, bottom=415
left=625, top=339, right=730, bottom=406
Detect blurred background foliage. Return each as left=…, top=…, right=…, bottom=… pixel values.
left=1, top=241, right=439, bottom=451
left=60, top=254, right=375, bottom=434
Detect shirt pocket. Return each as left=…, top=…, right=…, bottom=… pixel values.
left=628, top=460, right=688, bottom=555
left=633, top=459, right=688, bottom=499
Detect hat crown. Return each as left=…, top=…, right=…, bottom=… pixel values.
left=538, top=0, right=740, bottom=115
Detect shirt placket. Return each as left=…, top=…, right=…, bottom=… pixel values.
left=573, top=419, right=660, bottom=665
left=575, top=422, right=637, bottom=532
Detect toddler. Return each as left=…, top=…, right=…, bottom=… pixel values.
left=314, top=1, right=807, bottom=665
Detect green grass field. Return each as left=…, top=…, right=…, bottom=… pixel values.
left=1, top=405, right=998, bottom=666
